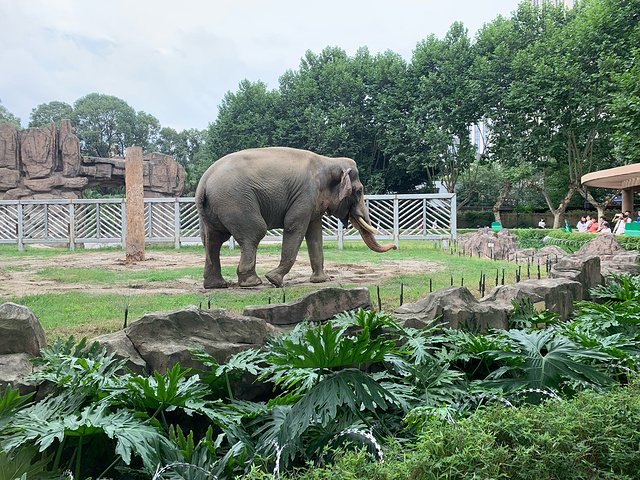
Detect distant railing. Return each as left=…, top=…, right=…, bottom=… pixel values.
left=0, top=194, right=456, bottom=251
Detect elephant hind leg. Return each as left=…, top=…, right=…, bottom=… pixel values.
left=234, top=221, right=267, bottom=288
left=202, top=225, right=231, bottom=289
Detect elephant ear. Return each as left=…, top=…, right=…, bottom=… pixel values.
left=339, top=168, right=353, bottom=201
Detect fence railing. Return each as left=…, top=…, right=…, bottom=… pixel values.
left=0, top=194, right=456, bottom=251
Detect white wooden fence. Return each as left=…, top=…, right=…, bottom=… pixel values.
left=0, top=194, right=456, bottom=251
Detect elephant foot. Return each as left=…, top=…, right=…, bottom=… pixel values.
left=265, top=270, right=284, bottom=287
left=238, top=274, right=263, bottom=288
left=204, top=277, right=229, bottom=289
left=310, top=271, right=331, bottom=283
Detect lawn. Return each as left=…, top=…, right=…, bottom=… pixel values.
left=0, top=240, right=536, bottom=341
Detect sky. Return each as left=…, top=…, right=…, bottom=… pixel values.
left=0, top=0, right=519, bottom=132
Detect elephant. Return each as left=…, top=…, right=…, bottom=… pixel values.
left=195, top=147, right=397, bottom=288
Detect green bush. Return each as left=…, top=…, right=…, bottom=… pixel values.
left=287, top=381, right=640, bottom=480
left=541, top=229, right=640, bottom=252
left=510, top=228, right=548, bottom=249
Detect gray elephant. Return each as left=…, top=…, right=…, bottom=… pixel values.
left=195, top=147, right=396, bottom=288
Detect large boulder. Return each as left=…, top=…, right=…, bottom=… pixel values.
left=0, top=302, right=47, bottom=356
left=90, top=330, right=148, bottom=375
left=533, top=245, right=568, bottom=264
left=394, top=286, right=510, bottom=332
left=243, top=287, right=372, bottom=326
left=576, top=233, right=624, bottom=257
left=120, top=305, right=270, bottom=373
left=549, top=255, right=603, bottom=300
left=458, top=228, right=518, bottom=260
left=480, top=278, right=583, bottom=321
left=0, top=302, right=47, bottom=394
left=601, top=251, right=640, bottom=276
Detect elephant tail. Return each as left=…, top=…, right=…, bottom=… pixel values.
left=195, top=180, right=207, bottom=213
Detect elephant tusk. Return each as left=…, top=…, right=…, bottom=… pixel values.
left=351, top=215, right=378, bottom=235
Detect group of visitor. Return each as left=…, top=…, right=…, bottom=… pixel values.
left=575, top=209, right=640, bottom=235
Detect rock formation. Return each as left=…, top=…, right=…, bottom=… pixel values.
left=0, top=121, right=185, bottom=200
left=243, top=287, right=372, bottom=325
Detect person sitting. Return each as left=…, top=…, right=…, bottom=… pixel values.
left=586, top=215, right=599, bottom=233
left=599, top=221, right=612, bottom=234
left=537, top=218, right=546, bottom=229
left=597, top=215, right=607, bottom=232
left=576, top=216, right=588, bottom=232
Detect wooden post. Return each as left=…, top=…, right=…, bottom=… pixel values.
left=125, top=146, right=145, bottom=262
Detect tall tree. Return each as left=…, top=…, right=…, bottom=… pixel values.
left=72, top=93, right=136, bottom=157
left=157, top=126, right=206, bottom=195
left=205, top=79, right=279, bottom=164
left=28, top=101, right=73, bottom=128
left=132, top=111, right=161, bottom=154
left=406, top=22, right=482, bottom=206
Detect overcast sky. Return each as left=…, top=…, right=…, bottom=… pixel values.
left=1, top=0, right=518, bottom=132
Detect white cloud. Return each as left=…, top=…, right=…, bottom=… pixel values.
left=0, top=0, right=517, bottom=131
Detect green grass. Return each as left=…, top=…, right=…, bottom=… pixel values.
left=1, top=240, right=542, bottom=342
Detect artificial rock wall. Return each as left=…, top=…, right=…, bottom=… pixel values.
left=0, top=121, right=185, bottom=200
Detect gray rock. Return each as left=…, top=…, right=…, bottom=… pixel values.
left=601, top=251, right=640, bottom=276
left=534, top=245, right=568, bottom=264
left=576, top=233, right=624, bottom=256
left=90, top=330, right=148, bottom=375
left=0, top=302, right=47, bottom=356
left=550, top=255, right=603, bottom=300
left=243, top=287, right=372, bottom=326
left=124, top=305, right=269, bottom=373
left=0, top=353, right=37, bottom=394
left=481, top=278, right=582, bottom=321
left=394, top=286, right=509, bottom=332
left=458, top=228, right=518, bottom=260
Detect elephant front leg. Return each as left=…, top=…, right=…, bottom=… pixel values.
left=306, top=218, right=331, bottom=283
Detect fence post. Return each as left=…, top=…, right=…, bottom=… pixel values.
left=125, top=146, right=145, bottom=261
left=174, top=199, right=181, bottom=249
left=121, top=200, right=127, bottom=250
left=393, top=196, right=399, bottom=248
left=17, top=203, right=24, bottom=251
left=338, top=219, right=344, bottom=250
left=69, top=202, right=75, bottom=251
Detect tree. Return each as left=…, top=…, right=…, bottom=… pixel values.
left=406, top=22, right=482, bottom=206
left=132, top=111, right=161, bottom=154
left=28, top=101, right=73, bottom=128
left=276, top=46, right=420, bottom=193
left=0, top=102, right=21, bottom=128
left=157, top=126, right=207, bottom=195
left=205, top=79, right=280, bottom=164
left=72, top=93, right=136, bottom=157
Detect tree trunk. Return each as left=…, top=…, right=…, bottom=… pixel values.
left=577, top=188, right=619, bottom=220
left=492, top=179, right=512, bottom=224
left=529, top=171, right=579, bottom=229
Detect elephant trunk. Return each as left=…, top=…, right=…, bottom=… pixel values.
left=350, top=215, right=397, bottom=253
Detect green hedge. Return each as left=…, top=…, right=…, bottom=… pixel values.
left=288, top=382, right=640, bottom=480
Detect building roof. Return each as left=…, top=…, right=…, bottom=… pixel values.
left=581, top=163, right=640, bottom=189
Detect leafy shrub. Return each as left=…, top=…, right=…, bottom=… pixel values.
left=590, top=272, right=640, bottom=302
left=510, top=228, right=548, bottom=249
left=286, top=381, right=640, bottom=480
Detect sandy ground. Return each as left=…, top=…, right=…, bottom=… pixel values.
left=0, top=248, right=444, bottom=298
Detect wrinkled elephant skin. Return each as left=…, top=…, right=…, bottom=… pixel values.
left=195, top=147, right=396, bottom=288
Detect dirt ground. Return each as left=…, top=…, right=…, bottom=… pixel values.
left=0, top=248, right=444, bottom=298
